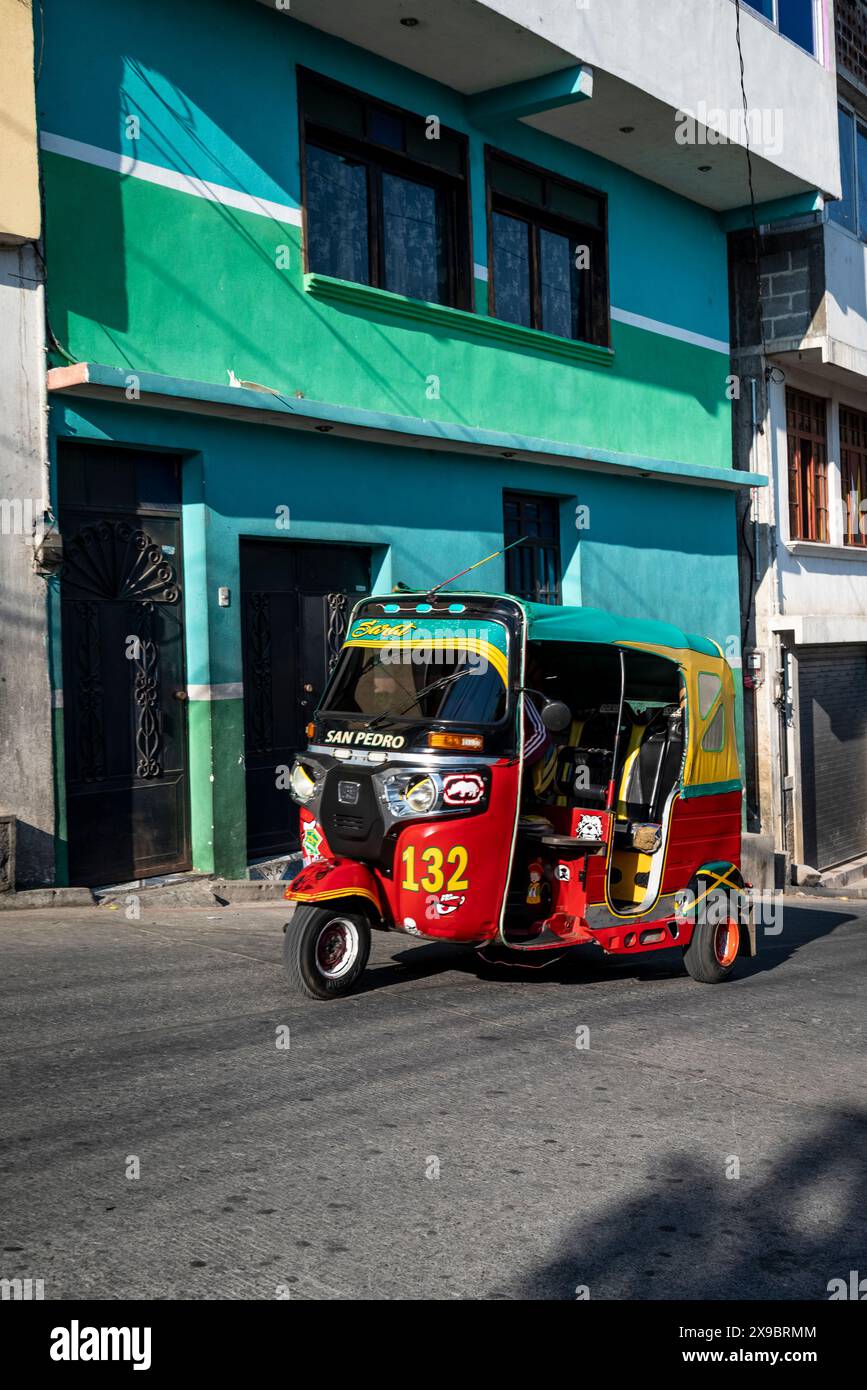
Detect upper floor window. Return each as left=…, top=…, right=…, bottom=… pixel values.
left=487, top=151, right=609, bottom=347
left=503, top=492, right=562, bottom=604
left=829, top=104, right=867, bottom=240
left=840, top=405, right=867, bottom=548
left=786, top=387, right=828, bottom=542
left=744, top=1, right=817, bottom=58
left=299, top=71, right=471, bottom=309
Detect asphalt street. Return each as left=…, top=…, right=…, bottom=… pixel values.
left=1, top=895, right=865, bottom=1300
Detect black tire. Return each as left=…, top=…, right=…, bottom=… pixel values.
left=682, top=889, right=740, bottom=984
left=283, top=904, right=371, bottom=1000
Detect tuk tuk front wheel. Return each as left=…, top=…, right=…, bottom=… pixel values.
left=682, top=911, right=740, bottom=984
left=283, top=904, right=371, bottom=1000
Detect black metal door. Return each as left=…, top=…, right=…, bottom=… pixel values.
left=798, top=645, right=867, bottom=869
left=240, top=541, right=371, bottom=860
left=59, top=446, right=190, bottom=886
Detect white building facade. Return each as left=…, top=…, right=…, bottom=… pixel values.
left=733, top=0, right=867, bottom=884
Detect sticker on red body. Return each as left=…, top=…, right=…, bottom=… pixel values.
left=442, top=772, right=486, bottom=807
left=299, top=808, right=330, bottom=865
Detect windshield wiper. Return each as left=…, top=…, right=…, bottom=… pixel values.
left=368, top=668, right=471, bottom=728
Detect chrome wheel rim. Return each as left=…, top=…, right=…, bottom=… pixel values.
left=314, top=917, right=359, bottom=979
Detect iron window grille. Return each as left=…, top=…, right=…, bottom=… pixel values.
left=503, top=491, right=562, bottom=604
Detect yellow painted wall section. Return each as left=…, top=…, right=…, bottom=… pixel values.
left=0, top=0, right=40, bottom=242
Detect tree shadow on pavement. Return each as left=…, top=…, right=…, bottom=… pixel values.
left=741, top=902, right=857, bottom=978
left=491, top=1109, right=867, bottom=1300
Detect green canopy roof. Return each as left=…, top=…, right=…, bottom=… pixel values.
left=369, top=591, right=722, bottom=659
left=522, top=601, right=720, bottom=658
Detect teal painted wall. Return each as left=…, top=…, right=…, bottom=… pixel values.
left=38, top=0, right=734, bottom=472
left=49, top=398, right=742, bottom=878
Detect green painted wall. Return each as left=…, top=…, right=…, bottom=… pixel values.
left=38, top=0, right=734, bottom=476
left=43, top=154, right=730, bottom=471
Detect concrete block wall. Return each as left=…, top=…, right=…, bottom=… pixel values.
left=836, top=0, right=867, bottom=91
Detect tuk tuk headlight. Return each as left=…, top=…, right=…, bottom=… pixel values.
left=289, top=759, right=319, bottom=804
left=404, top=775, right=438, bottom=814
left=378, top=770, right=443, bottom=818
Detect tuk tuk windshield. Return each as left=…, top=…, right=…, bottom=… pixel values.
left=320, top=616, right=510, bottom=726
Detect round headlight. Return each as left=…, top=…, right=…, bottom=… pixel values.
left=404, top=775, right=438, bottom=814
left=290, top=761, right=317, bottom=802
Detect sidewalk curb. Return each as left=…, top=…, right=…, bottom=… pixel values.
left=0, top=887, right=96, bottom=910
left=790, top=884, right=867, bottom=902
left=0, top=879, right=291, bottom=911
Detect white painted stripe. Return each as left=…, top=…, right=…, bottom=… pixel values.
left=39, top=132, right=302, bottom=226
left=473, top=263, right=489, bottom=282
left=52, top=689, right=64, bottom=709
left=611, top=306, right=730, bottom=355
left=188, top=682, right=244, bottom=701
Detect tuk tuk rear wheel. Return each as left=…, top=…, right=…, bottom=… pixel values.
left=284, top=904, right=371, bottom=1000
left=682, top=912, right=740, bottom=984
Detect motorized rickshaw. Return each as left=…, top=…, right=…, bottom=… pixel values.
left=282, top=591, right=755, bottom=999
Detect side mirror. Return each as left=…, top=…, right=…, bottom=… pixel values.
left=541, top=700, right=572, bottom=734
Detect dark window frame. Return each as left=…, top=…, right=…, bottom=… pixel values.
left=503, top=490, right=563, bottom=605
left=840, top=402, right=867, bottom=547
left=829, top=101, right=867, bottom=242
left=485, top=146, right=609, bottom=348
left=298, top=67, right=473, bottom=311
left=742, top=1, right=817, bottom=59
left=786, top=386, right=829, bottom=543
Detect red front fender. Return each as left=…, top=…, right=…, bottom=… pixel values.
left=283, top=857, right=387, bottom=921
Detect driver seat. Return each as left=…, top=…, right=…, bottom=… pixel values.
left=567, top=707, right=631, bottom=808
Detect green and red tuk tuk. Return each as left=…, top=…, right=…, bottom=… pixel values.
left=282, top=592, right=754, bottom=998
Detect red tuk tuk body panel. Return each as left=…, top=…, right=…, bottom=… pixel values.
left=521, top=790, right=742, bottom=955
left=284, top=853, right=387, bottom=917
left=660, top=791, right=742, bottom=895
left=389, top=759, right=520, bottom=943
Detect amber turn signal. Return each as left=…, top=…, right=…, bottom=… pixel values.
left=427, top=731, right=484, bottom=751
left=306, top=722, right=315, bottom=739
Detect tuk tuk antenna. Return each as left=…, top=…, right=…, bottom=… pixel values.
left=425, top=535, right=526, bottom=604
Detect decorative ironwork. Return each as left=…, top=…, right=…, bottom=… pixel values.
left=326, top=592, right=349, bottom=672
left=246, top=592, right=274, bottom=754
left=61, top=520, right=180, bottom=603
left=74, top=600, right=105, bottom=782
left=131, top=602, right=162, bottom=778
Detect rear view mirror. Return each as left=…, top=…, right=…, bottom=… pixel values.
left=541, top=700, right=572, bottom=734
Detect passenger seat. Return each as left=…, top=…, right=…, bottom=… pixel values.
left=620, top=707, right=683, bottom=823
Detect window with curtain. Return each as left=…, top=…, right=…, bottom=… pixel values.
left=488, top=150, right=608, bottom=347
left=301, top=71, right=471, bottom=309
left=840, top=404, right=867, bottom=547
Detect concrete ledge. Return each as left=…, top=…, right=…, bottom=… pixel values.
left=0, top=887, right=96, bottom=910
left=211, top=879, right=290, bottom=904
left=741, top=831, right=776, bottom=891
left=47, top=362, right=767, bottom=493
left=791, top=884, right=867, bottom=902
left=96, top=877, right=290, bottom=909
